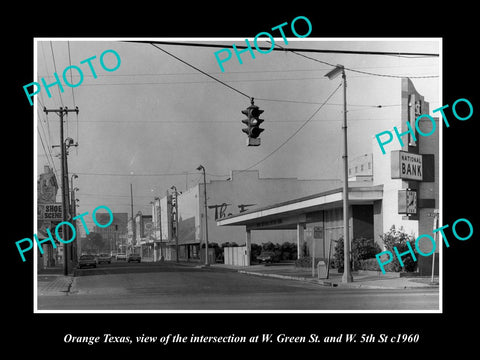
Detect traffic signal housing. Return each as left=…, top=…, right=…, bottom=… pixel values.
left=241, top=101, right=264, bottom=146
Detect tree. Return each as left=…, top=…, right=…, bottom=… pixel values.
left=261, top=241, right=276, bottom=252
left=251, top=243, right=262, bottom=262
left=221, top=241, right=238, bottom=248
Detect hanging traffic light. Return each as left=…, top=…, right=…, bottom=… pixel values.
left=241, top=98, right=264, bottom=146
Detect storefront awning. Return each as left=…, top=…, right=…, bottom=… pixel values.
left=217, top=185, right=383, bottom=230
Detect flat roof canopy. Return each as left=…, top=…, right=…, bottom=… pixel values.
left=216, top=186, right=383, bottom=230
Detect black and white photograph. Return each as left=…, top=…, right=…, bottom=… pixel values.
left=7, top=6, right=479, bottom=354
left=33, top=37, right=442, bottom=313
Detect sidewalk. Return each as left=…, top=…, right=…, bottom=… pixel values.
left=210, top=263, right=440, bottom=289
left=37, top=265, right=74, bottom=295
left=37, top=274, right=74, bottom=295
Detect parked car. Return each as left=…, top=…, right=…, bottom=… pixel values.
left=127, top=253, right=141, bottom=263
left=257, top=251, right=276, bottom=264
left=116, top=253, right=127, bottom=261
left=78, top=254, right=97, bottom=268
left=97, top=253, right=112, bottom=264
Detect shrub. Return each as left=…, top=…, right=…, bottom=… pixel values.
left=332, top=238, right=344, bottom=270
left=352, top=237, right=382, bottom=270
left=379, top=225, right=417, bottom=273
left=295, top=256, right=325, bottom=268
left=280, top=242, right=297, bottom=260
left=257, top=241, right=297, bottom=262
left=358, top=257, right=397, bottom=272
left=332, top=237, right=381, bottom=271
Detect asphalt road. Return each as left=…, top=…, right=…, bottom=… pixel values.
left=37, top=262, right=439, bottom=311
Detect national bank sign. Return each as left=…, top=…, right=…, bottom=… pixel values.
left=391, top=150, right=423, bottom=181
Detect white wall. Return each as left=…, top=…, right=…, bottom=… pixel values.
left=173, top=170, right=341, bottom=246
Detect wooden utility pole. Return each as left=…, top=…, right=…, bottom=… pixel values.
left=43, top=106, right=79, bottom=276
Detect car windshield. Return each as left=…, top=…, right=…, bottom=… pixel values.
left=80, top=255, right=94, bottom=260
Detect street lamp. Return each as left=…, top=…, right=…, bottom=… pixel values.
left=325, top=64, right=353, bottom=283
left=197, top=165, right=209, bottom=266
left=171, top=185, right=179, bottom=263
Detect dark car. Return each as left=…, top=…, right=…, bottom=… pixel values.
left=97, top=253, right=112, bottom=264
left=78, top=255, right=97, bottom=268
left=127, top=253, right=141, bottom=263
left=257, top=251, right=276, bottom=264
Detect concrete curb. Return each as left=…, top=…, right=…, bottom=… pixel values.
left=238, top=270, right=338, bottom=287
left=237, top=270, right=438, bottom=290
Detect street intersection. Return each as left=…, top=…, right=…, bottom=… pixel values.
left=37, top=261, right=439, bottom=311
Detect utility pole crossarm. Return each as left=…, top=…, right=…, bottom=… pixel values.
left=43, top=106, right=79, bottom=115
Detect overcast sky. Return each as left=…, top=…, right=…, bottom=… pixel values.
left=35, top=38, right=440, bottom=230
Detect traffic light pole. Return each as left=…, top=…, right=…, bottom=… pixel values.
left=43, top=106, right=79, bottom=276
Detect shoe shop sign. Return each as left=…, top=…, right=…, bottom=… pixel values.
left=37, top=203, right=63, bottom=221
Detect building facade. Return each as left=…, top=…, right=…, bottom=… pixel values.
left=127, top=212, right=154, bottom=258
left=37, top=165, right=60, bottom=270
left=92, top=212, right=128, bottom=255
left=151, top=170, right=342, bottom=262
left=218, top=78, right=439, bottom=275
left=37, top=165, right=79, bottom=271
left=372, top=77, right=439, bottom=274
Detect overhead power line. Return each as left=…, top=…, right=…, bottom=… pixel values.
left=73, top=171, right=229, bottom=177
left=243, top=81, right=343, bottom=172
left=129, top=40, right=439, bottom=57
left=150, top=43, right=251, bottom=100
left=75, top=171, right=190, bottom=177
left=292, top=50, right=439, bottom=79
left=267, top=41, right=439, bottom=79
left=67, top=41, right=76, bottom=108
left=49, top=41, right=64, bottom=107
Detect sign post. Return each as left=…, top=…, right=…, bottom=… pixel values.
left=312, top=226, right=322, bottom=278
left=432, top=209, right=439, bottom=284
